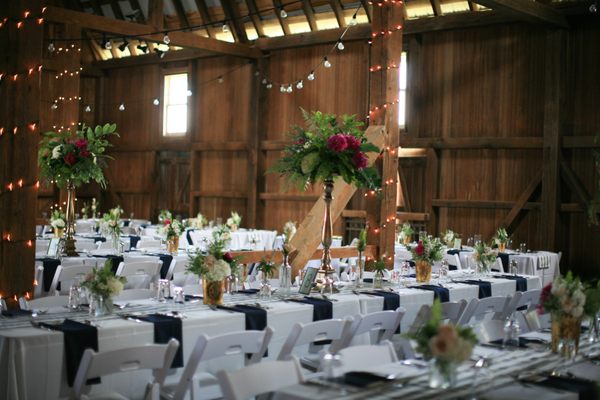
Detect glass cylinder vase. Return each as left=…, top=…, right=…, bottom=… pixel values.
left=90, top=294, right=113, bottom=317
left=373, top=270, right=384, bottom=289
left=355, top=251, right=364, bottom=288
left=279, top=254, right=292, bottom=295
left=428, top=359, right=457, bottom=389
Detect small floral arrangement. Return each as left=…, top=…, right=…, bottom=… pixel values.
left=398, top=222, right=414, bottom=240
left=492, top=227, right=509, bottom=246
left=269, top=109, right=380, bottom=191
left=50, top=209, right=66, bottom=229
left=257, top=259, right=276, bottom=279
left=189, top=213, right=208, bottom=229
left=38, top=123, right=118, bottom=188
left=442, top=229, right=456, bottom=247
left=158, top=209, right=172, bottom=223
left=187, top=229, right=236, bottom=281
left=411, top=236, right=444, bottom=264
left=357, top=229, right=367, bottom=253
left=81, top=261, right=127, bottom=299
left=473, top=242, right=497, bottom=269
left=100, top=206, right=123, bottom=236
left=410, top=300, right=477, bottom=365
left=372, top=256, right=387, bottom=272
left=282, top=221, right=297, bottom=257
left=538, top=272, right=586, bottom=319
left=161, top=218, right=184, bottom=240
left=226, top=212, right=242, bottom=229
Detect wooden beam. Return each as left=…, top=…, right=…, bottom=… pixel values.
left=247, top=61, right=261, bottom=227
left=94, top=48, right=215, bottom=69
left=44, top=6, right=263, bottom=59
left=329, top=0, right=347, bottom=27
left=172, top=0, right=191, bottom=29
left=288, top=125, right=386, bottom=276
left=432, top=199, right=541, bottom=210
left=398, top=163, right=411, bottom=211
left=563, top=136, right=600, bottom=148
left=194, top=0, right=217, bottom=38
left=468, top=1, right=479, bottom=12
left=398, top=148, right=427, bottom=158
left=89, top=0, right=103, bottom=15
left=399, top=136, right=543, bottom=149
left=341, top=210, right=367, bottom=218
left=148, top=0, right=163, bottom=30
left=190, top=190, right=247, bottom=198
left=221, top=0, right=249, bottom=43
left=560, top=159, right=591, bottom=207
left=255, top=24, right=371, bottom=50
left=272, top=0, right=292, bottom=35
left=472, top=0, right=568, bottom=28
left=397, top=212, right=430, bottom=222
left=301, top=0, right=318, bottom=31
left=259, top=193, right=320, bottom=201
left=360, top=0, right=372, bottom=23
left=109, top=0, right=124, bottom=19
left=246, top=0, right=266, bottom=37
left=500, top=171, right=542, bottom=232
left=430, top=0, right=443, bottom=16
left=192, top=141, right=248, bottom=151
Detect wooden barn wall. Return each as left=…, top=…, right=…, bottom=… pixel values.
left=258, top=41, right=370, bottom=232
left=403, top=20, right=600, bottom=279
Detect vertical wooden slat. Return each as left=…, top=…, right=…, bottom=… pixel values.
left=172, top=0, right=190, bottom=29
left=246, top=61, right=262, bottom=227
left=221, top=0, right=248, bottom=43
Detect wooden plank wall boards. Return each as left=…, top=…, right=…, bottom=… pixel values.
left=366, top=2, right=403, bottom=266
left=0, top=0, right=43, bottom=300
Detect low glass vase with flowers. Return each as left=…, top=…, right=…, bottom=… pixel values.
left=186, top=230, right=234, bottom=305
left=81, top=261, right=127, bottom=317
left=50, top=209, right=66, bottom=238
left=226, top=212, right=242, bottom=231
left=371, top=256, right=387, bottom=289
left=100, top=206, right=123, bottom=253
left=161, top=217, right=184, bottom=253
left=410, top=236, right=444, bottom=283
left=257, top=259, right=276, bottom=299
left=399, top=222, right=414, bottom=246
left=472, top=242, right=497, bottom=276
left=492, top=227, right=510, bottom=252
left=409, top=299, right=477, bottom=388
left=442, top=229, right=456, bottom=248
left=538, top=272, right=586, bottom=355
left=279, top=221, right=297, bottom=295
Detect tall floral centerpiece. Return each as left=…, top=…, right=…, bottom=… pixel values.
left=473, top=242, right=497, bottom=275
left=410, top=236, right=443, bottom=283
left=161, top=217, right=184, bottom=253
left=410, top=300, right=477, bottom=388
left=38, top=123, right=118, bottom=256
left=186, top=229, right=234, bottom=305
left=279, top=221, right=297, bottom=295
left=398, top=222, right=414, bottom=245
left=226, top=212, right=242, bottom=231
left=354, top=229, right=367, bottom=288
left=538, top=272, right=586, bottom=354
left=492, top=228, right=510, bottom=252
left=50, top=209, right=66, bottom=237
left=270, top=110, right=380, bottom=293
left=100, top=206, right=123, bottom=253
left=81, top=261, right=127, bottom=316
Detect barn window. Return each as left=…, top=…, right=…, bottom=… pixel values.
left=162, top=73, right=189, bottom=137
left=398, top=51, right=407, bottom=129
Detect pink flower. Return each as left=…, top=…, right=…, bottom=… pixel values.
left=415, top=241, right=425, bottom=256
left=164, top=219, right=171, bottom=226
left=327, top=134, right=348, bottom=152
left=352, top=151, right=368, bottom=169
left=64, top=152, right=77, bottom=166
left=75, top=138, right=88, bottom=149
left=345, top=135, right=361, bottom=151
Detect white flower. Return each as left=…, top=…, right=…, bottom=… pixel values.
left=51, top=218, right=65, bottom=229
left=283, top=221, right=297, bottom=242
left=107, top=278, right=123, bottom=296
left=51, top=145, right=62, bottom=159
left=205, top=259, right=231, bottom=281
left=226, top=217, right=234, bottom=226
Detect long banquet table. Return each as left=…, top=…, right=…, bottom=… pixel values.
left=0, top=273, right=541, bottom=400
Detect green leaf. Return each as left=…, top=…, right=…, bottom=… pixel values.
left=360, top=143, right=380, bottom=153
left=300, top=152, right=320, bottom=174
left=95, top=125, right=102, bottom=135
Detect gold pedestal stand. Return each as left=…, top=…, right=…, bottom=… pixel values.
left=313, top=179, right=338, bottom=295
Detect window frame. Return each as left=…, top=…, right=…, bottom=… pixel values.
left=160, top=66, right=191, bottom=140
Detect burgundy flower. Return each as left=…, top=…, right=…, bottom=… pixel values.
left=295, top=138, right=306, bottom=146
left=164, top=219, right=171, bottom=226
left=64, top=152, right=77, bottom=166
left=345, top=135, right=361, bottom=151
left=352, top=151, right=368, bottom=170
left=415, top=241, right=425, bottom=256
left=537, top=283, right=552, bottom=314
left=79, top=149, right=91, bottom=158
left=327, top=134, right=348, bottom=152
left=223, top=252, right=233, bottom=263
left=75, top=138, right=88, bottom=149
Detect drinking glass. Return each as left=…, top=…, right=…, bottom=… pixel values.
left=439, top=260, right=449, bottom=282
left=216, top=217, right=223, bottom=226
left=509, top=259, right=519, bottom=275
left=68, top=281, right=81, bottom=310
left=467, top=237, right=474, bottom=247
left=173, top=287, right=185, bottom=304
left=519, top=243, right=527, bottom=253
left=474, top=234, right=482, bottom=246
left=502, top=315, right=520, bottom=348
left=400, top=261, right=411, bottom=286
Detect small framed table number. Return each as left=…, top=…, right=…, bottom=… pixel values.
left=46, top=237, right=62, bottom=258
left=298, top=267, right=319, bottom=295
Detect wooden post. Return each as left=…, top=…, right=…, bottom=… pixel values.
left=540, top=30, right=565, bottom=250
left=0, top=0, right=44, bottom=301
left=367, top=2, right=404, bottom=266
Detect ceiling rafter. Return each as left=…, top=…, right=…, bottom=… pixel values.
left=301, top=0, right=318, bottom=31
left=194, top=0, right=218, bottom=38
left=172, top=0, right=191, bottom=29
left=221, top=0, right=249, bottom=43
left=472, top=0, right=568, bottom=27
left=44, top=6, right=263, bottom=59
left=430, top=0, right=443, bottom=16
left=246, top=0, right=266, bottom=37
left=128, top=0, right=145, bottom=23
left=273, top=0, right=292, bottom=35
left=148, top=0, right=164, bottom=30
left=109, top=0, right=125, bottom=20
left=329, top=0, right=347, bottom=27
left=359, top=0, right=372, bottom=23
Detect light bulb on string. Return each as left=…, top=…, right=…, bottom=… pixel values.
left=153, top=98, right=160, bottom=106
left=186, top=89, right=193, bottom=96
left=163, top=32, right=171, bottom=45
left=217, top=76, right=224, bottom=84
left=307, top=71, right=315, bottom=81
left=296, top=80, right=304, bottom=89
left=262, top=78, right=268, bottom=85
left=84, top=105, right=91, bottom=113
left=266, top=83, right=273, bottom=89
left=50, top=102, right=58, bottom=110
left=286, top=85, right=293, bottom=93
left=280, top=85, right=286, bottom=93
left=337, top=41, right=345, bottom=51
left=349, top=15, right=358, bottom=26
left=280, top=7, right=288, bottom=18
left=323, top=57, right=332, bottom=68
left=47, top=41, right=55, bottom=53
left=118, top=103, right=125, bottom=111
left=102, top=35, right=112, bottom=50
left=222, top=24, right=230, bottom=33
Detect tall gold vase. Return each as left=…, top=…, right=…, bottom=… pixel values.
left=315, top=179, right=337, bottom=294
left=551, top=315, right=581, bottom=354
left=63, top=181, right=78, bottom=256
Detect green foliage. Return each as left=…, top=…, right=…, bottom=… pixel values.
left=584, top=280, right=600, bottom=317
left=473, top=242, right=497, bottom=267
left=80, top=261, right=126, bottom=299
left=357, top=229, right=367, bottom=253
left=38, top=123, right=118, bottom=188
left=268, top=109, right=381, bottom=191
left=257, top=258, right=276, bottom=278
left=372, top=257, right=387, bottom=272
left=410, top=236, right=444, bottom=264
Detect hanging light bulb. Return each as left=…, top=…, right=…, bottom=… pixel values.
left=217, top=76, right=224, bottom=84
left=280, top=7, right=288, bottom=18
left=286, top=85, right=293, bottom=93
left=337, top=41, right=345, bottom=51
left=280, top=85, right=286, bottom=93
left=47, top=41, right=55, bottom=53
left=266, top=83, right=273, bottom=89
left=50, top=102, right=58, bottom=110
left=296, top=80, right=304, bottom=89
left=84, top=105, right=92, bottom=113
left=349, top=15, right=358, bottom=26
left=222, top=24, right=230, bottom=33
left=262, top=78, right=268, bottom=85
left=323, top=57, right=332, bottom=68
left=153, top=98, right=160, bottom=106
left=307, top=71, right=315, bottom=81
left=163, top=32, right=171, bottom=45
left=118, top=103, right=125, bottom=111
left=187, top=89, right=193, bottom=96
left=102, top=35, right=112, bottom=50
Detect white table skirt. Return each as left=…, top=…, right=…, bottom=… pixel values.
left=0, top=274, right=541, bottom=400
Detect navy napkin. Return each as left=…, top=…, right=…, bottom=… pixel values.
left=366, top=290, right=400, bottom=311
left=137, top=314, right=184, bottom=368
left=91, top=236, right=106, bottom=243
left=536, top=376, right=598, bottom=400
left=343, top=372, right=391, bottom=388
left=288, top=297, right=333, bottom=321
left=235, top=289, right=260, bottom=294
left=493, top=275, right=528, bottom=292
left=186, top=229, right=195, bottom=246
left=92, top=255, right=124, bottom=273
left=455, top=280, right=492, bottom=298
left=40, top=319, right=99, bottom=386
left=39, top=257, right=61, bottom=291
left=498, top=253, right=510, bottom=272
left=159, top=255, right=173, bottom=279
left=409, top=285, right=450, bottom=302
left=447, top=249, right=461, bottom=256
left=2, top=309, right=33, bottom=317
left=129, top=235, right=141, bottom=249
left=217, top=304, right=267, bottom=331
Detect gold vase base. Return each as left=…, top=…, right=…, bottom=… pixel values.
left=63, top=238, right=78, bottom=257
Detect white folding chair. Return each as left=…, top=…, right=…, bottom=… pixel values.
left=161, top=328, right=274, bottom=400
left=20, top=295, right=69, bottom=310
left=49, top=264, right=93, bottom=295
left=409, top=300, right=468, bottom=334
left=72, top=339, right=179, bottom=400
left=97, top=240, right=118, bottom=251
left=137, top=239, right=163, bottom=250
left=165, top=256, right=193, bottom=286
left=331, top=308, right=406, bottom=352
left=491, top=257, right=504, bottom=273
left=443, top=253, right=462, bottom=270
left=116, top=260, right=162, bottom=289
left=503, top=289, right=542, bottom=332
left=33, top=264, right=44, bottom=297
left=217, top=358, right=303, bottom=400
left=332, top=341, right=398, bottom=375
left=113, top=288, right=154, bottom=301
left=277, top=318, right=354, bottom=372
left=75, top=240, right=97, bottom=252
left=458, top=296, right=510, bottom=326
